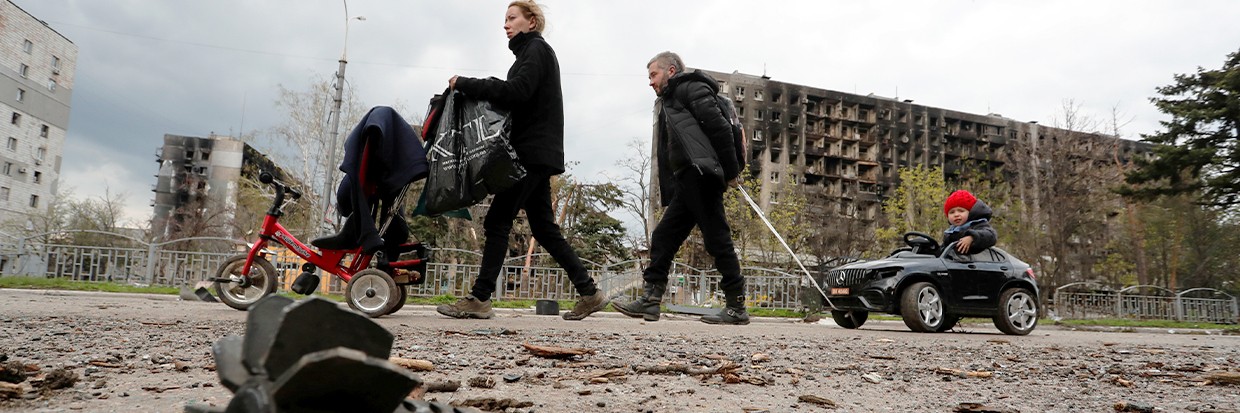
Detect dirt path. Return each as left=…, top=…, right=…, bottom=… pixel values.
left=0, top=288, right=1237, bottom=412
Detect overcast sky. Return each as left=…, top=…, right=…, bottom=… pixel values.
left=12, top=0, right=1240, bottom=227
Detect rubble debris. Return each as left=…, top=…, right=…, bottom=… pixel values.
left=934, top=367, right=993, bottom=378
left=521, top=343, right=595, bottom=359
left=446, top=328, right=517, bottom=336
left=37, top=368, right=78, bottom=391
left=798, top=394, right=837, bottom=408
left=1204, top=371, right=1240, bottom=386
left=141, top=385, right=181, bottom=393
left=502, top=373, right=523, bottom=383
left=424, top=380, right=460, bottom=393
left=637, top=361, right=740, bottom=376
left=1113, top=400, right=1155, bottom=412
left=954, top=402, right=1018, bottom=413
left=0, top=381, right=28, bottom=399
left=468, top=376, right=495, bottom=389
left=390, top=357, right=435, bottom=372
left=454, top=398, right=533, bottom=411
left=0, top=361, right=27, bottom=383
left=588, top=368, right=628, bottom=380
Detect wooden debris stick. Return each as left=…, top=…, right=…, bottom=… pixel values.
left=521, top=343, right=595, bottom=359
left=389, top=357, right=434, bottom=372
left=1204, top=371, right=1240, bottom=385
left=635, top=361, right=741, bottom=376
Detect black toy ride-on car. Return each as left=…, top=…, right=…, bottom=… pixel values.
left=823, top=231, right=1039, bottom=335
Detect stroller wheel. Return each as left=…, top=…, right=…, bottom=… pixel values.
left=346, top=269, right=400, bottom=318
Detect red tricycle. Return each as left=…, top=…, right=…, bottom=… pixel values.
left=210, top=172, right=428, bottom=318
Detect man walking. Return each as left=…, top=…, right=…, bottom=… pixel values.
left=613, top=51, right=749, bottom=325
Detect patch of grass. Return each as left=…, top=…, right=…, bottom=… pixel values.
left=1056, top=318, right=1239, bottom=331
left=0, top=275, right=179, bottom=295
left=749, top=308, right=807, bottom=318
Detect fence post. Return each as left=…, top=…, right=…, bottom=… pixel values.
left=145, top=244, right=158, bottom=285
left=1115, top=290, right=1123, bottom=319
left=1174, top=295, right=1184, bottom=322
left=1232, top=297, right=1239, bottom=324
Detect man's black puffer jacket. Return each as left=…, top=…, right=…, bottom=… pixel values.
left=454, top=31, right=565, bottom=175
left=655, top=70, right=741, bottom=206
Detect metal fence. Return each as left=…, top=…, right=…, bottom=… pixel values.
left=0, top=232, right=812, bottom=311
left=1054, top=283, right=1239, bottom=324
left=7, top=231, right=1237, bottom=323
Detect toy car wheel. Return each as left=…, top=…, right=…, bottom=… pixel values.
left=900, top=281, right=945, bottom=332
left=936, top=315, right=961, bottom=332
left=213, top=254, right=279, bottom=311
left=993, top=288, right=1038, bottom=335
left=831, top=310, right=868, bottom=329
left=346, top=269, right=400, bottom=318
left=383, top=285, right=409, bottom=316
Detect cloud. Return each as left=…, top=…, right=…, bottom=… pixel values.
left=11, top=0, right=1240, bottom=230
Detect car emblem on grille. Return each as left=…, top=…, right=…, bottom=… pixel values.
left=836, top=273, right=846, bottom=285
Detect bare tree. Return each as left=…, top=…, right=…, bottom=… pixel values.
left=1005, top=99, right=1129, bottom=292
left=264, top=75, right=369, bottom=233
left=606, top=138, right=653, bottom=249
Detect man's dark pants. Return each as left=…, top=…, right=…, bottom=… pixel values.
left=471, top=170, right=597, bottom=301
left=644, top=171, right=744, bottom=294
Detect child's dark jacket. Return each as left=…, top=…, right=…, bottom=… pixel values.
left=943, top=199, right=997, bottom=254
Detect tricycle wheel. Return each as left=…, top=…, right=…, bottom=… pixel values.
left=213, top=254, right=279, bottom=311
left=384, top=285, right=409, bottom=316
left=346, top=269, right=400, bottom=318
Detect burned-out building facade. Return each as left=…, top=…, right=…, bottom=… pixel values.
left=700, top=69, right=1152, bottom=228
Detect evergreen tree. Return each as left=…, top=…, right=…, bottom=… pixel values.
left=1122, top=48, right=1240, bottom=208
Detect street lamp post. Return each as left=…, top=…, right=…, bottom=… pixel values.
left=319, top=1, right=364, bottom=233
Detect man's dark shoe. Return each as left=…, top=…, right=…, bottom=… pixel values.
left=613, top=296, right=661, bottom=321
left=435, top=295, right=494, bottom=319
left=562, top=290, right=609, bottom=321
left=701, top=307, right=750, bottom=325
left=613, top=282, right=665, bottom=321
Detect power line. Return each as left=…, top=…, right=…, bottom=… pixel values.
left=42, top=20, right=642, bottom=78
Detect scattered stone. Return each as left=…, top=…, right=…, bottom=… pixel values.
left=955, top=402, right=1018, bottom=413
left=798, top=394, right=837, bottom=408
left=1113, top=401, right=1155, bottom=412
left=424, top=380, right=460, bottom=393
left=502, top=373, right=523, bottom=383
left=468, top=376, right=495, bottom=389
left=861, top=373, right=883, bottom=383
left=39, top=368, right=78, bottom=390
left=0, top=361, right=27, bottom=384
left=455, top=398, right=533, bottom=410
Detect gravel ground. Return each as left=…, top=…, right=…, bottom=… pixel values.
left=0, top=288, right=1238, bottom=413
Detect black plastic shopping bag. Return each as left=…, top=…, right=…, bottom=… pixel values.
left=419, top=90, right=525, bottom=215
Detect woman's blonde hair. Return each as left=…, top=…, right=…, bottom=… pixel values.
left=509, top=1, right=546, bottom=33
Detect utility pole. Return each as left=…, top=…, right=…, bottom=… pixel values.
left=320, top=58, right=346, bottom=231
left=319, top=1, right=362, bottom=233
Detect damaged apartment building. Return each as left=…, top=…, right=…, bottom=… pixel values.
left=698, top=69, right=1152, bottom=229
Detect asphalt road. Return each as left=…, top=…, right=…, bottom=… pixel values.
left=1, top=288, right=1237, bottom=412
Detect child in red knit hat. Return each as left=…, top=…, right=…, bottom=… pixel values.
left=942, top=190, right=997, bottom=254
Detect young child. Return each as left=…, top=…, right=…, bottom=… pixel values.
left=942, top=190, right=997, bottom=254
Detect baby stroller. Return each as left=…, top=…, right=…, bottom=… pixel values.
left=211, top=106, right=431, bottom=318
